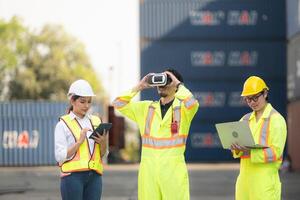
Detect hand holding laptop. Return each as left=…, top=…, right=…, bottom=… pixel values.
left=215, top=121, right=268, bottom=150
left=230, top=143, right=250, bottom=152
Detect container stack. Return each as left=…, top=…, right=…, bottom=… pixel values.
left=140, top=0, right=286, bottom=161
left=0, top=102, right=103, bottom=166
left=287, top=0, right=300, bottom=171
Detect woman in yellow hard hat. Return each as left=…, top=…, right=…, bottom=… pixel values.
left=231, top=76, right=287, bottom=200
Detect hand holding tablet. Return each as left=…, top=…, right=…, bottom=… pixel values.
left=89, top=123, right=112, bottom=139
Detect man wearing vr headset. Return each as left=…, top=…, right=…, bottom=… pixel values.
left=113, top=68, right=199, bottom=200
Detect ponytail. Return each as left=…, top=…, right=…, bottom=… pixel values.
left=66, top=105, right=73, bottom=114
left=66, top=95, right=80, bottom=114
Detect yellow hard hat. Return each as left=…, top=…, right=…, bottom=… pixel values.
left=241, top=76, right=269, bottom=96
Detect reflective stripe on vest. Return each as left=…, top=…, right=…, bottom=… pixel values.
left=142, top=135, right=187, bottom=149
left=144, top=102, right=182, bottom=135
left=173, top=105, right=181, bottom=133
left=242, top=109, right=280, bottom=162
left=144, top=105, right=155, bottom=135
left=59, top=115, right=103, bottom=174
left=240, top=113, right=252, bottom=158
left=242, top=113, right=252, bottom=121
left=143, top=100, right=184, bottom=148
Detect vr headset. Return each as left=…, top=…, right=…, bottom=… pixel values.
left=147, top=73, right=172, bottom=87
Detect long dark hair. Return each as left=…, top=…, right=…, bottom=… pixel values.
left=66, top=95, right=81, bottom=114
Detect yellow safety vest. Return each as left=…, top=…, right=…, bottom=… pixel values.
left=233, top=103, right=287, bottom=166
left=113, top=85, right=199, bottom=155
left=233, top=103, right=287, bottom=200
left=59, top=114, right=103, bottom=175
left=113, top=85, right=199, bottom=200
left=142, top=98, right=187, bottom=155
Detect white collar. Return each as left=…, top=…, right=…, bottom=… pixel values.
left=69, top=111, right=90, bottom=120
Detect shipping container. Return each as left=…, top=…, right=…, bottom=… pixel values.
left=140, top=0, right=285, bottom=40
left=185, top=123, right=234, bottom=162
left=141, top=80, right=286, bottom=122
left=287, top=35, right=300, bottom=101
left=287, top=0, right=300, bottom=39
left=108, top=106, right=125, bottom=149
left=141, top=41, right=286, bottom=81
left=287, top=101, right=300, bottom=171
left=0, top=101, right=103, bottom=166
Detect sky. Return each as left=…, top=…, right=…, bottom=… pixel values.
left=0, top=0, right=139, bottom=101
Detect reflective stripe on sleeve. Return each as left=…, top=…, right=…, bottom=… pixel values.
left=264, top=147, right=277, bottom=162
left=241, top=151, right=250, bottom=159
left=261, top=109, right=279, bottom=162
left=183, top=96, right=197, bottom=109
left=113, top=98, right=129, bottom=108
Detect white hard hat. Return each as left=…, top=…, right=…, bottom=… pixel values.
left=67, top=79, right=95, bottom=99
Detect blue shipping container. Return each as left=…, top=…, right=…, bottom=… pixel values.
left=141, top=80, right=286, bottom=121
left=0, top=102, right=103, bottom=166
left=185, top=123, right=234, bottom=162
left=140, top=0, right=285, bottom=40
left=288, top=35, right=300, bottom=101
left=287, top=0, right=300, bottom=39
left=141, top=41, right=286, bottom=81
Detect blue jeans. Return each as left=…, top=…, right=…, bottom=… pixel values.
left=60, top=170, right=102, bottom=200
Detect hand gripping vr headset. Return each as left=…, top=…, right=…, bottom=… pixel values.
left=147, top=73, right=172, bottom=87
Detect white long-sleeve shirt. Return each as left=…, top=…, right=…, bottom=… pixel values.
left=54, top=112, right=97, bottom=163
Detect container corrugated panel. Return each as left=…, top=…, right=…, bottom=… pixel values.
left=287, top=0, right=300, bottom=39
left=185, top=123, right=234, bottom=162
left=287, top=35, right=300, bottom=101
left=287, top=100, right=300, bottom=171
left=141, top=41, right=286, bottom=81
left=141, top=80, right=286, bottom=121
left=0, top=101, right=103, bottom=166
left=140, top=0, right=285, bottom=40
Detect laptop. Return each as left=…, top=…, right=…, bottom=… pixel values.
left=215, top=121, right=268, bottom=149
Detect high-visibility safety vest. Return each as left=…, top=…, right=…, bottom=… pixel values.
left=232, top=103, right=287, bottom=166
left=113, top=85, right=199, bottom=200
left=232, top=104, right=287, bottom=200
left=113, top=85, right=199, bottom=155
left=141, top=99, right=186, bottom=154
left=59, top=114, right=103, bottom=175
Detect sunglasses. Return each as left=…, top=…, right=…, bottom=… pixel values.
left=243, top=92, right=264, bottom=103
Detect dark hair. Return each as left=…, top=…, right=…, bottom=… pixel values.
left=66, top=95, right=81, bottom=114
left=165, top=68, right=184, bottom=83
left=263, top=89, right=269, bottom=101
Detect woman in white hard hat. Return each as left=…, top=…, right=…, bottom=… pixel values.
left=231, top=76, right=287, bottom=200
left=54, top=79, right=107, bottom=200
